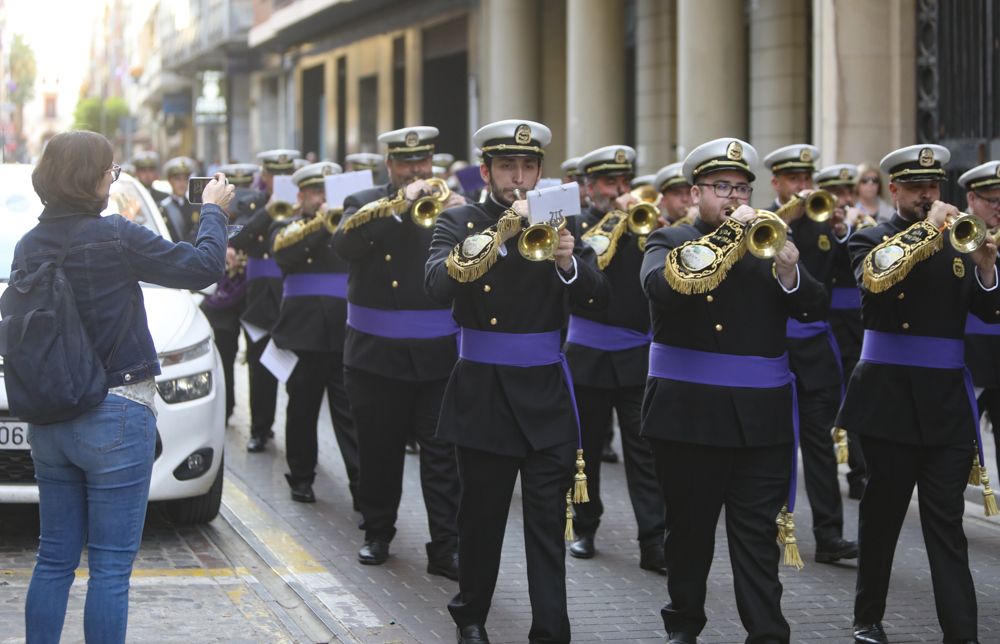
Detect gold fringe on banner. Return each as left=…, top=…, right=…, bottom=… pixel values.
left=445, top=211, right=523, bottom=283
left=862, top=221, right=943, bottom=293
left=340, top=189, right=410, bottom=232
left=663, top=218, right=746, bottom=294
left=573, top=449, right=590, bottom=504
left=581, top=210, right=629, bottom=270
left=833, top=427, right=849, bottom=465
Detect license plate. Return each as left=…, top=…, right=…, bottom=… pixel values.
left=0, top=420, right=30, bottom=450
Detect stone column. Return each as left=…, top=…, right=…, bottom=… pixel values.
left=676, top=0, right=747, bottom=159
left=812, top=0, right=916, bottom=167
left=749, top=0, right=810, bottom=205
left=566, top=0, right=626, bottom=156
left=482, top=0, right=541, bottom=122
left=540, top=0, right=568, bottom=175
left=635, top=0, right=677, bottom=173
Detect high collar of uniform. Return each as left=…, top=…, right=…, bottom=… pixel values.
left=888, top=212, right=912, bottom=231
left=484, top=192, right=512, bottom=218
left=694, top=216, right=714, bottom=235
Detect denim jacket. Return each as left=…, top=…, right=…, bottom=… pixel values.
left=10, top=204, right=227, bottom=387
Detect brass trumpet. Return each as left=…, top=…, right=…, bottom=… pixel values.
left=266, top=199, right=296, bottom=221
left=630, top=185, right=660, bottom=204
left=513, top=188, right=563, bottom=262
left=627, top=201, right=660, bottom=235
left=724, top=206, right=788, bottom=258
left=272, top=207, right=343, bottom=252
left=945, top=212, right=988, bottom=253
left=775, top=189, right=836, bottom=223
left=411, top=177, right=451, bottom=228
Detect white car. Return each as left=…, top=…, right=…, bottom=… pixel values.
left=0, top=165, right=226, bottom=523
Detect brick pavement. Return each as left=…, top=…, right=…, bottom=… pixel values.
left=227, top=356, right=1000, bottom=644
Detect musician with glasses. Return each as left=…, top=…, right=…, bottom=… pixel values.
left=332, top=126, right=465, bottom=579
left=838, top=145, right=999, bottom=644
left=640, top=137, right=827, bottom=644
left=425, top=119, right=609, bottom=644
left=763, top=145, right=859, bottom=564
left=564, top=145, right=667, bottom=574
left=960, top=161, right=1000, bottom=479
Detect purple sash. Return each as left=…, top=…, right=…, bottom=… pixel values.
left=965, top=313, right=1000, bottom=336
left=648, top=342, right=800, bottom=511
left=786, top=318, right=845, bottom=396
left=246, top=256, right=282, bottom=281
left=860, top=329, right=984, bottom=466
left=283, top=273, right=347, bottom=299
left=831, top=286, right=862, bottom=311
left=347, top=303, right=458, bottom=340
left=459, top=327, right=582, bottom=447
left=566, top=315, right=652, bottom=351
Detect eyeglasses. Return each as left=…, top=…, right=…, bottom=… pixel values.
left=974, top=192, right=1000, bottom=209
left=859, top=176, right=880, bottom=185
left=107, top=163, right=121, bottom=182
left=696, top=182, right=753, bottom=199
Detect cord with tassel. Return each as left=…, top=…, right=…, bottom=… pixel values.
left=573, top=449, right=590, bottom=504
left=969, top=445, right=982, bottom=486
left=833, top=427, right=849, bottom=465
left=775, top=505, right=804, bottom=570
left=564, top=490, right=575, bottom=541
left=981, top=464, right=999, bottom=517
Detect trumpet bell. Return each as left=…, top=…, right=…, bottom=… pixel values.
left=630, top=185, right=660, bottom=204
left=518, top=223, right=559, bottom=261
left=949, top=213, right=988, bottom=253
left=412, top=177, right=451, bottom=228
left=804, top=189, right=836, bottom=223
left=628, top=202, right=660, bottom=236
left=267, top=200, right=296, bottom=221
left=746, top=211, right=788, bottom=259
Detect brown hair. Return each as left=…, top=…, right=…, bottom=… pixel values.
left=32, top=130, right=114, bottom=214
left=855, top=162, right=886, bottom=200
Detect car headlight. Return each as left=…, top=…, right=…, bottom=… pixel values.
left=157, top=371, right=212, bottom=404
left=158, top=338, right=212, bottom=367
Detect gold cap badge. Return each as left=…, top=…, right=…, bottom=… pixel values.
left=514, top=124, right=532, bottom=145
left=405, top=131, right=419, bottom=147
left=839, top=168, right=851, bottom=180
left=799, top=148, right=813, bottom=162
left=727, top=141, right=743, bottom=161
left=919, top=147, right=934, bottom=167
left=322, top=165, right=334, bottom=175
left=614, top=149, right=627, bottom=164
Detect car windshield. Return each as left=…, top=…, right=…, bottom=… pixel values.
left=0, top=167, right=165, bottom=281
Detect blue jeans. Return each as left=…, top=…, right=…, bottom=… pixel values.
left=25, top=395, right=156, bottom=644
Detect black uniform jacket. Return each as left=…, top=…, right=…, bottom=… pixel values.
left=564, top=206, right=650, bottom=389
left=332, top=183, right=457, bottom=382
left=967, top=327, right=1000, bottom=388
left=779, top=202, right=845, bottom=392
left=425, top=197, right=611, bottom=457
left=835, top=213, right=1000, bottom=445
left=159, top=194, right=201, bottom=244
left=829, top=238, right=863, bottom=366
left=229, top=188, right=282, bottom=331
left=269, top=214, right=349, bottom=353
left=640, top=217, right=829, bottom=447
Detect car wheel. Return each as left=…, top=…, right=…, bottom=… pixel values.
left=166, top=454, right=224, bottom=525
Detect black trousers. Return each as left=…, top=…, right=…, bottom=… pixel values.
left=573, top=385, right=665, bottom=544
left=448, top=442, right=575, bottom=643
left=344, top=366, right=458, bottom=556
left=213, top=326, right=239, bottom=422
left=796, top=385, right=846, bottom=542
left=855, top=436, right=977, bottom=640
left=979, top=388, right=1000, bottom=474
left=840, top=348, right=868, bottom=488
left=245, top=332, right=278, bottom=438
left=650, top=440, right=791, bottom=643
left=285, top=351, right=359, bottom=497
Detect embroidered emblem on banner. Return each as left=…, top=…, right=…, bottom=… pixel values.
left=862, top=220, right=944, bottom=292
left=665, top=218, right=747, bottom=294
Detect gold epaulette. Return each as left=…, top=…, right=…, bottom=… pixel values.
left=861, top=220, right=942, bottom=293
left=446, top=211, right=523, bottom=283
left=581, top=210, right=629, bottom=270
left=663, top=218, right=746, bottom=294
left=339, top=189, right=410, bottom=232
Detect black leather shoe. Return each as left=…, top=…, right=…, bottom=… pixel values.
left=427, top=551, right=459, bottom=581
left=853, top=622, right=888, bottom=643
left=666, top=632, right=697, bottom=644
left=815, top=537, right=859, bottom=563
left=358, top=540, right=390, bottom=565
left=569, top=533, right=595, bottom=559
left=287, top=478, right=315, bottom=503
left=639, top=541, right=667, bottom=575
left=246, top=436, right=268, bottom=452
left=456, top=624, right=489, bottom=644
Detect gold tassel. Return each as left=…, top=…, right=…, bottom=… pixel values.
left=981, top=466, right=999, bottom=517
left=833, top=428, right=849, bottom=465
left=564, top=490, right=575, bottom=541
left=776, top=506, right=804, bottom=570
left=573, top=449, right=590, bottom=504
left=862, top=221, right=943, bottom=293
left=969, top=445, right=982, bottom=487
left=340, top=189, right=409, bottom=232
left=663, top=219, right=747, bottom=295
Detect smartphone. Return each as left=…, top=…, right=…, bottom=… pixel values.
left=187, top=177, right=213, bottom=204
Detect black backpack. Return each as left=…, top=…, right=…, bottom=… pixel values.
left=0, top=219, right=132, bottom=425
